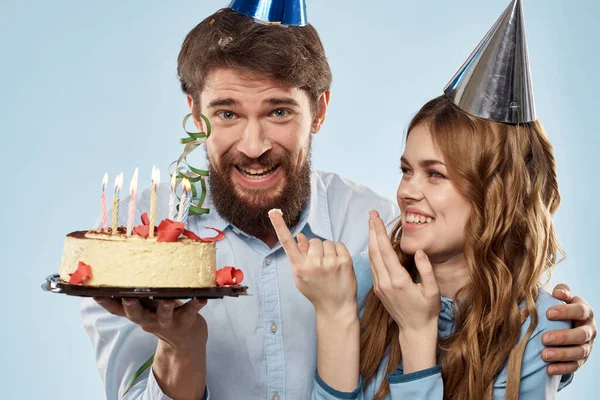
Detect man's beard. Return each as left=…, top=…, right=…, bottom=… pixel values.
left=208, top=145, right=312, bottom=236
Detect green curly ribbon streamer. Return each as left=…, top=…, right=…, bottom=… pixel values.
left=122, top=354, right=154, bottom=397
left=170, top=113, right=212, bottom=216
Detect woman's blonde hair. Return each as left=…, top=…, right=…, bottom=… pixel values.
left=360, top=95, right=563, bottom=399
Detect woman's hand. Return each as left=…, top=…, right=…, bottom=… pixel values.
left=369, top=210, right=440, bottom=373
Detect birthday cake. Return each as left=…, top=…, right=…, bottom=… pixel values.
left=58, top=214, right=226, bottom=288
left=56, top=120, right=244, bottom=289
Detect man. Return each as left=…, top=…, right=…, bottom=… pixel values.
left=82, top=5, right=596, bottom=400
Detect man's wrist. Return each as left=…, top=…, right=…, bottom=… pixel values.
left=315, top=304, right=359, bottom=327
left=156, top=336, right=207, bottom=359
left=153, top=340, right=207, bottom=400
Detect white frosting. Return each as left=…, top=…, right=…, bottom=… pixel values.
left=268, top=208, right=283, bottom=217
left=58, top=232, right=216, bottom=287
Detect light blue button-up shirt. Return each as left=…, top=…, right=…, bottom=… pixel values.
left=312, top=283, right=573, bottom=400
left=81, top=170, right=399, bottom=400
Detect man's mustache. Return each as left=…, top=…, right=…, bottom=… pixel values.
left=219, top=151, right=291, bottom=171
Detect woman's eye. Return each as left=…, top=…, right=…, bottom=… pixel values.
left=400, top=166, right=412, bottom=175
left=428, top=170, right=446, bottom=178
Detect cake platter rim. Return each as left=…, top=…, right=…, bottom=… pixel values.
left=41, top=274, right=248, bottom=299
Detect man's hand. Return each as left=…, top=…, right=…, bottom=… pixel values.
left=94, top=297, right=208, bottom=400
left=542, top=284, right=596, bottom=375
left=269, top=210, right=360, bottom=392
left=269, top=209, right=358, bottom=317
left=94, top=297, right=208, bottom=349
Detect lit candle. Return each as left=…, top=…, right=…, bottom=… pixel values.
left=168, top=171, right=177, bottom=220
left=177, top=178, right=191, bottom=223
left=101, top=173, right=108, bottom=232
left=126, top=168, right=139, bottom=237
left=111, top=172, right=123, bottom=234
left=149, top=166, right=160, bottom=238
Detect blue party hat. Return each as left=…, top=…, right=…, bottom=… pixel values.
left=229, top=0, right=307, bottom=26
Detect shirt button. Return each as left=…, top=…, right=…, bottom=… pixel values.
left=265, top=257, right=272, bottom=266
left=272, top=394, right=280, bottom=400
left=270, top=322, right=278, bottom=333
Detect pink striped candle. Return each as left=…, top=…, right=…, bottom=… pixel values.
left=126, top=168, right=139, bottom=237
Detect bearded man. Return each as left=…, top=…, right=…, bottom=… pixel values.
left=82, top=4, right=596, bottom=400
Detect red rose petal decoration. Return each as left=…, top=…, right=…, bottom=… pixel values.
left=133, top=217, right=226, bottom=243
left=216, top=266, right=244, bottom=286
left=157, top=219, right=185, bottom=242
left=234, top=269, right=244, bottom=284
left=133, top=225, right=150, bottom=238
left=141, top=212, right=150, bottom=226
left=183, top=227, right=225, bottom=242
left=133, top=212, right=153, bottom=238
left=69, top=261, right=92, bottom=285
left=200, top=227, right=226, bottom=242
left=183, top=229, right=203, bottom=241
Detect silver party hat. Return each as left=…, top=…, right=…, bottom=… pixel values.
left=444, top=0, right=536, bottom=124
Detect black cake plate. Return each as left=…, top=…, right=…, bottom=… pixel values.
left=41, top=274, right=248, bottom=300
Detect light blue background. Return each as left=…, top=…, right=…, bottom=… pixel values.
left=0, top=0, right=597, bottom=398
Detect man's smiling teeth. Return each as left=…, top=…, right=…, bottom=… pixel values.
left=238, top=165, right=276, bottom=177
left=406, top=213, right=433, bottom=224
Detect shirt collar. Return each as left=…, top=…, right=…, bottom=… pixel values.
left=192, top=170, right=333, bottom=241
left=302, top=170, right=333, bottom=241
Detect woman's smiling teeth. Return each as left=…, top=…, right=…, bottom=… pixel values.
left=406, top=212, right=434, bottom=224
left=237, top=165, right=277, bottom=178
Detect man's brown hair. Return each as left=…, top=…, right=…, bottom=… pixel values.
left=177, top=8, right=332, bottom=116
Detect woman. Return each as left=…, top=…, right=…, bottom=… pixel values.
left=269, top=94, right=571, bottom=399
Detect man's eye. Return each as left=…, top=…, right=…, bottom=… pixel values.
left=271, top=109, right=291, bottom=118
left=217, top=111, right=237, bottom=120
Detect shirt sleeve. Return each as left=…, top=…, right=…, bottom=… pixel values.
left=81, top=298, right=163, bottom=400
left=81, top=298, right=211, bottom=400
left=493, top=291, right=572, bottom=399
left=387, top=365, right=443, bottom=399
left=312, top=370, right=365, bottom=400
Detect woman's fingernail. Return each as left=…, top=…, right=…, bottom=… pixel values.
left=548, top=309, right=559, bottom=319
left=122, top=299, right=134, bottom=306
left=545, top=350, right=555, bottom=360
left=545, top=333, right=555, bottom=344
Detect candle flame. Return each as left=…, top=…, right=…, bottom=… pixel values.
left=129, top=167, right=139, bottom=195
left=182, top=177, right=192, bottom=192
left=152, top=166, right=160, bottom=189
left=114, top=172, right=124, bottom=191
left=102, top=173, right=108, bottom=190
left=170, top=170, right=177, bottom=189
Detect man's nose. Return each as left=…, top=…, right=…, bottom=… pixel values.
left=237, top=119, right=271, bottom=159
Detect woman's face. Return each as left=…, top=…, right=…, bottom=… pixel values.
left=397, top=123, right=472, bottom=263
